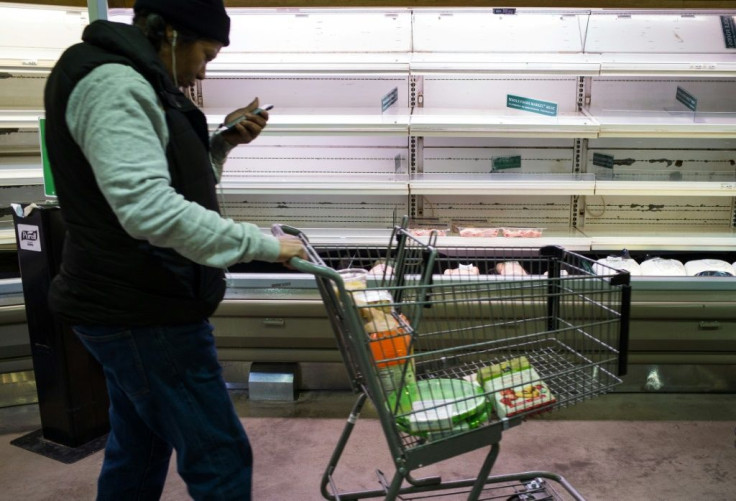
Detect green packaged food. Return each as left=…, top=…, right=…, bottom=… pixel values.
left=476, top=356, right=531, bottom=386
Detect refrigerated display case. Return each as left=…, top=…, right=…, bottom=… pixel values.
left=0, top=4, right=734, bottom=391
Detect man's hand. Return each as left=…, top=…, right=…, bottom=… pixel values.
left=220, top=97, right=270, bottom=146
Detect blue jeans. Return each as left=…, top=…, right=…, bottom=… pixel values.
left=74, top=321, right=252, bottom=500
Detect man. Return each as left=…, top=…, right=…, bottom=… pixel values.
left=43, top=0, right=305, bottom=499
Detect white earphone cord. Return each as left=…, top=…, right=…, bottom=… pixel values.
left=171, top=30, right=178, bottom=87
left=170, top=30, right=232, bottom=283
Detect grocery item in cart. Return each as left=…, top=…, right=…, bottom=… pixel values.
left=480, top=365, right=556, bottom=418
left=640, top=257, right=686, bottom=276
left=364, top=310, right=410, bottom=365
left=495, top=261, right=528, bottom=276
left=352, top=290, right=395, bottom=319
left=363, top=310, right=417, bottom=412
left=394, top=378, right=489, bottom=435
left=476, top=357, right=531, bottom=386
left=593, top=255, right=641, bottom=275
left=337, top=268, right=368, bottom=290
left=684, top=259, right=735, bottom=276
left=368, top=260, right=394, bottom=279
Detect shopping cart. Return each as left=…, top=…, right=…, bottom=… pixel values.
left=273, top=221, right=631, bottom=501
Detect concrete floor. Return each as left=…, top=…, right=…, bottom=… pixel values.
left=1, top=387, right=735, bottom=500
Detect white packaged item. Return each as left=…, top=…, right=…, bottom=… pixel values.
left=337, top=268, right=368, bottom=290
left=495, top=261, right=528, bottom=276
left=593, top=256, right=641, bottom=276
left=640, top=257, right=686, bottom=276
left=482, top=367, right=556, bottom=418
left=352, top=289, right=395, bottom=310
left=408, top=399, right=455, bottom=432
left=684, top=259, right=735, bottom=277
left=443, top=263, right=480, bottom=276
left=367, top=262, right=395, bottom=282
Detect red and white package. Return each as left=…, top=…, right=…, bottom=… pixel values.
left=484, top=367, right=556, bottom=418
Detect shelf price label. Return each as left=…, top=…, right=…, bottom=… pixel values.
left=506, top=95, right=557, bottom=117
left=592, top=153, right=614, bottom=169
left=676, top=86, right=698, bottom=112
left=492, top=155, right=522, bottom=171
left=721, top=16, right=736, bottom=49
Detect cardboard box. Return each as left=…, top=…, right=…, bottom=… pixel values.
left=476, top=356, right=531, bottom=387
left=482, top=367, right=556, bottom=418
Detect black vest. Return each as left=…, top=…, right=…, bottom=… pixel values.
left=44, top=20, right=226, bottom=326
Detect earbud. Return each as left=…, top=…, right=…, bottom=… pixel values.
left=172, top=29, right=178, bottom=48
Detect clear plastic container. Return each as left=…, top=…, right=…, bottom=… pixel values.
left=338, top=268, right=368, bottom=290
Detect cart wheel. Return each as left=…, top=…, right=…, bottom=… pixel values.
left=506, top=478, right=557, bottom=501
left=507, top=495, right=554, bottom=501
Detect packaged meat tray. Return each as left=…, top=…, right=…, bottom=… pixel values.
left=443, top=263, right=480, bottom=276
left=495, top=261, right=528, bottom=276
left=501, top=227, right=544, bottom=238
left=457, top=227, right=501, bottom=237
left=407, top=218, right=449, bottom=237
left=452, top=219, right=501, bottom=237
left=684, top=259, right=735, bottom=277
left=640, top=257, right=686, bottom=276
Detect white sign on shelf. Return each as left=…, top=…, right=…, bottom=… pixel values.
left=17, top=224, right=42, bottom=252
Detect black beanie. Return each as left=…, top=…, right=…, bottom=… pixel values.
left=134, top=0, right=230, bottom=46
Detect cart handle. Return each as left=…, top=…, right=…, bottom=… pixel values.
left=271, top=224, right=344, bottom=283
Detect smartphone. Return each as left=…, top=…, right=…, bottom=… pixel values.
left=216, top=104, right=274, bottom=134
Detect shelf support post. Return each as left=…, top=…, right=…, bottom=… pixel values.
left=87, top=0, right=108, bottom=22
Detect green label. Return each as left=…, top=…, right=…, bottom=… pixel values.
left=721, top=16, right=736, bottom=49
left=593, top=153, right=614, bottom=169
left=38, top=118, right=56, bottom=198
left=507, top=94, right=557, bottom=117
left=676, top=86, right=697, bottom=112
left=492, top=155, right=522, bottom=171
